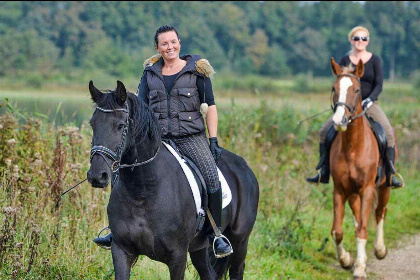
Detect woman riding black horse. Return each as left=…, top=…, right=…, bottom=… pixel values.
left=94, top=25, right=233, bottom=258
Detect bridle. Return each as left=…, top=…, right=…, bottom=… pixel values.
left=90, top=103, right=160, bottom=181
left=331, top=73, right=366, bottom=123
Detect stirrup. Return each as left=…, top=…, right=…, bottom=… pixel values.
left=306, top=169, right=321, bottom=185
left=390, top=172, right=405, bottom=189
left=212, top=234, right=233, bottom=258
left=95, top=226, right=112, bottom=250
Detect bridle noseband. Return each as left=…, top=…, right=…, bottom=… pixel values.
left=90, top=103, right=160, bottom=177
left=331, top=73, right=366, bottom=123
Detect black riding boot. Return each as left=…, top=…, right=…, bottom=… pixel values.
left=306, top=143, right=330, bottom=184
left=93, top=232, right=112, bottom=250
left=385, top=147, right=404, bottom=188
left=208, top=186, right=233, bottom=258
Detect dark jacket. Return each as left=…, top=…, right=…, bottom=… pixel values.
left=142, top=54, right=215, bottom=137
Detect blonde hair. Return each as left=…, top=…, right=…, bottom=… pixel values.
left=348, top=26, right=370, bottom=42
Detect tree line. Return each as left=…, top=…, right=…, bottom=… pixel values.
left=0, top=1, right=418, bottom=80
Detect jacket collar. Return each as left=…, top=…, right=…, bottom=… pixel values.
left=145, top=54, right=202, bottom=79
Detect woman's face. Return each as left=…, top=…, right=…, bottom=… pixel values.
left=155, top=31, right=181, bottom=61
left=351, top=30, right=369, bottom=52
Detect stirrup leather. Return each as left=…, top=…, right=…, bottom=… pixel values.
left=95, top=226, right=112, bottom=250
left=212, top=234, right=233, bottom=258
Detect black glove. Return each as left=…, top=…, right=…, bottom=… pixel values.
left=209, top=137, right=222, bottom=161
left=361, top=97, right=373, bottom=111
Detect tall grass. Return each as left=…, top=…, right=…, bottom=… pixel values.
left=0, top=85, right=418, bottom=279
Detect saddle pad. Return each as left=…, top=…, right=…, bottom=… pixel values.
left=162, top=142, right=232, bottom=215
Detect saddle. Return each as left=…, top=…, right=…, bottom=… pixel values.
left=161, top=139, right=232, bottom=232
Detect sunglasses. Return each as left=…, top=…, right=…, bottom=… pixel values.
left=353, top=36, right=369, bottom=42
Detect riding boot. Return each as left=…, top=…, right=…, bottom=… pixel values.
left=207, top=185, right=233, bottom=258
left=93, top=232, right=112, bottom=250
left=385, top=147, right=404, bottom=188
left=306, top=143, right=330, bottom=184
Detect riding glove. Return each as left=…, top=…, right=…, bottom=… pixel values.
left=362, top=98, right=373, bottom=111
left=209, top=137, right=222, bottom=161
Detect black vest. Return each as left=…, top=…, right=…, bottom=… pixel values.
left=145, top=55, right=205, bottom=137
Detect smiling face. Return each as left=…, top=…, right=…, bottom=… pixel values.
left=351, top=30, right=369, bottom=52
left=155, top=31, right=181, bottom=62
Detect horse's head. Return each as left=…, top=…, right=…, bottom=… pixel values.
left=87, top=80, right=131, bottom=188
left=330, top=57, right=364, bottom=131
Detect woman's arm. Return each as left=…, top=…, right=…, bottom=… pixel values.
left=137, top=72, right=149, bottom=104
left=206, top=105, right=218, bottom=138
left=368, top=55, right=383, bottom=101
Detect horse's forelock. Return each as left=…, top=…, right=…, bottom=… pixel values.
left=341, top=64, right=355, bottom=75
left=94, top=90, right=160, bottom=144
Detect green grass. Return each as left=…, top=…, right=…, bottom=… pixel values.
left=0, top=79, right=418, bottom=279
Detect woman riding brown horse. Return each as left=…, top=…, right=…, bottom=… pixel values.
left=329, top=57, right=393, bottom=279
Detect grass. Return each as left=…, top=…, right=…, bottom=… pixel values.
left=0, top=78, right=418, bottom=279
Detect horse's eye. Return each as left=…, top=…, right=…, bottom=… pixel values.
left=117, top=124, right=125, bottom=131
left=355, top=89, right=360, bottom=93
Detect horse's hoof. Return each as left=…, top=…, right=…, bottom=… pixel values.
left=374, top=246, right=387, bottom=259
left=339, top=253, right=354, bottom=270
left=353, top=276, right=366, bottom=280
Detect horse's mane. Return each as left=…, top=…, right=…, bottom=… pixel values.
left=97, top=90, right=161, bottom=144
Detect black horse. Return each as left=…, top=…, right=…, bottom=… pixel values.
left=87, top=80, right=259, bottom=280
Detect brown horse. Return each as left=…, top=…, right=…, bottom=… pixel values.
left=329, top=58, right=392, bottom=279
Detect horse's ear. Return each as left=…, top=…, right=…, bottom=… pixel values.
left=116, top=80, right=127, bottom=106
left=354, top=59, right=365, bottom=78
left=89, top=80, right=103, bottom=104
left=331, top=57, right=342, bottom=76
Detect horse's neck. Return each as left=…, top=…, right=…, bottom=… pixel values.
left=119, top=135, right=161, bottom=197
left=341, top=104, right=368, bottom=151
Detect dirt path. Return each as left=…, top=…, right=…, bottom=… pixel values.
left=368, top=233, right=420, bottom=279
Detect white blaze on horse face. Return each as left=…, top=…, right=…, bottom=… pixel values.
left=332, top=77, right=353, bottom=125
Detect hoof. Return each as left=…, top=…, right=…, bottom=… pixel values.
left=339, top=253, right=354, bottom=270
left=374, top=246, right=387, bottom=259
left=353, top=276, right=366, bottom=280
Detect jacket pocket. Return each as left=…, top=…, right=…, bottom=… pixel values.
left=148, top=90, right=164, bottom=112
left=178, top=88, right=199, bottom=112
left=178, top=111, right=205, bottom=135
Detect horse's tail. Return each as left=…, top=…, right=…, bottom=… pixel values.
left=209, top=251, right=230, bottom=279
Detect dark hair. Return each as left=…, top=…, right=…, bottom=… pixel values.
left=154, top=25, right=179, bottom=46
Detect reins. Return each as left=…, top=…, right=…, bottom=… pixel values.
left=56, top=101, right=160, bottom=208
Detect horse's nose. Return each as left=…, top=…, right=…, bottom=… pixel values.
left=87, top=169, right=109, bottom=188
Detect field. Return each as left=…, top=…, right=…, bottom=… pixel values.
left=0, top=76, right=419, bottom=279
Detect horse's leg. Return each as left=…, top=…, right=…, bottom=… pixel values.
left=111, top=242, right=137, bottom=280
left=353, top=186, right=375, bottom=280
left=348, top=194, right=361, bottom=232
left=167, top=251, right=188, bottom=280
left=374, top=186, right=390, bottom=259
left=190, top=247, right=217, bottom=280
left=228, top=236, right=250, bottom=280
left=331, top=190, right=354, bottom=269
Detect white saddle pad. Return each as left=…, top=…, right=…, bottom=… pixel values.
left=162, top=142, right=232, bottom=215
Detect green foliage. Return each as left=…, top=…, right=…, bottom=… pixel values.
left=0, top=86, right=419, bottom=278
left=0, top=1, right=418, bottom=83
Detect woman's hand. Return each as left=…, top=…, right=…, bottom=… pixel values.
left=209, top=137, right=222, bottom=161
